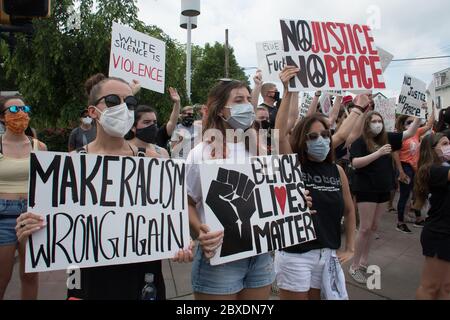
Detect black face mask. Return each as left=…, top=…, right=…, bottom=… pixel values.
left=182, top=115, right=194, bottom=127
left=255, top=120, right=271, bottom=130
left=136, top=124, right=158, bottom=144
left=272, top=91, right=280, bottom=102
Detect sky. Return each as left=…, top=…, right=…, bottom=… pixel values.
left=136, top=0, right=450, bottom=98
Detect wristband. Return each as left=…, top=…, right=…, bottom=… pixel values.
left=353, top=105, right=365, bottom=113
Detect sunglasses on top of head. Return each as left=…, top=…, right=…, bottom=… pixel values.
left=2, top=105, right=32, bottom=114
left=306, top=130, right=331, bottom=141
left=95, top=94, right=138, bottom=110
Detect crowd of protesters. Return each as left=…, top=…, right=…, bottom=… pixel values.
left=0, top=63, right=449, bottom=301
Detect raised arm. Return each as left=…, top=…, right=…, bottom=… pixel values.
left=287, top=92, right=299, bottom=134
left=306, top=91, right=321, bottom=117
left=328, top=95, right=342, bottom=128
left=422, top=102, right=436, bottom=133
left=275, top=66, right=299, bottom=154
left=402, top=117, right=421, bottom=141
left=165, top=87, right=181, bottom=137
left=334, top=94, right=370, bottom=149
left=251, top=70, right=263, bottom=111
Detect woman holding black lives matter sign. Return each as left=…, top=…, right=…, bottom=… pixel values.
left=274, top=66, right=356, bottom=300
left=348, top=108, right=421, bottom=284
left=186, top=79, right=314, bottom=300
left=0, top=96, right=47, bottom=300
left=15, top=74, right=193, bottom=300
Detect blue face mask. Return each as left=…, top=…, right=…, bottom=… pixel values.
left=306, top=136, right=331, bottom=162
left=224, top=103, right=256, bottom=130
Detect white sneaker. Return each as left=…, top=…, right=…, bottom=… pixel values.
left=349, top=266, right=367, bottom=284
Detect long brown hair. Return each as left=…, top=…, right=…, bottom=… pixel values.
left=362, top=111, right=388, bottom=153
left=414, top=133, right=445, bottom=208
left=395, top=115, right=410, bottom=133
left=290, top=114, right=334, bottom=166
left=203, top=80, right=258, bottom=158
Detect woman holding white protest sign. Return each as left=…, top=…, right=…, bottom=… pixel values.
left=349, top=110, right=420, bottom=284
left=273, top=66, right=356, bottom=300
left=15, top=74, right=192, bottom=300
left=414, top=133, right=450, bottom=300
left=186, top=78, right=314, bottom=300
left=394, top=106, right=435, bottom=234
left=0, top=95, right=47, bottom=300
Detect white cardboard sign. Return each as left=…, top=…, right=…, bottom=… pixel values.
left=109, top=22, right=166, bottom=93
left=26, top=151, right=189, bottom=272
left=397, top=74, right=427, bottom=119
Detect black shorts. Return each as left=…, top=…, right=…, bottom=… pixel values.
left=354, top=191, right=391, bottom=204
left=421, top=227, right=450, bottom=262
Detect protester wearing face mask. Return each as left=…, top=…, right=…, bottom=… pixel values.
left=272, top=67, right=355, bottom=300
left=0, top=96, right=47, bottom=300
left=259, top=83, right=280, bottom=128
left=348, top=111, right=420, bottom=284
left=170, top=105, right=200, bottom=159
left=394, top=107, right=435, bottom=234
left=186, top=79, right=313, bottom=300
left=15, top=74, right=192, bottom=300
left=126, top=105, right=169, bottom=158
left=413, top=133, right=450, bottom=300
left=68, top=109, right=96, bottom=152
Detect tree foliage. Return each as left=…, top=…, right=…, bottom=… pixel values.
left=191, top=42, right=248, bottom=104
left=1, top=0, right=247, bottom=129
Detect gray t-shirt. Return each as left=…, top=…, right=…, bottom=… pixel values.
left=68, top=125, right=96, bottom=150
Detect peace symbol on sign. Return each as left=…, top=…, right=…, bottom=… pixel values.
left=297, top=20, right=312, bottom=52
left=307, top=55, right=326, bottom=87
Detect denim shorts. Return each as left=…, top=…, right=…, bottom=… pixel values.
left=275, top=249, right=333, bottom=292
left=192, top=248, right=275, bottom=295
left=0, top=199, right=28, bottom=246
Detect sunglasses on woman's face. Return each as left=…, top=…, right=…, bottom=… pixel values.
left=405, top=120, right=413, bottom=126
left=95, top=94, right=138, bottom=110
left=2, top=105, right=32, bottom=114
left=306, top=130, right=331, bottom=141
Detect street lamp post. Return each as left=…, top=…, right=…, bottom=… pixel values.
left=180, top=0, right=200, bottom=103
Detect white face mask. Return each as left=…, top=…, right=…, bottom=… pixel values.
left=81, top=117, right=93, bottom=125
left=370, top=123, right=383, bottom=136
left=95, top=103, right=134, bottom=138
left=223, top=103, right=256, bottom=130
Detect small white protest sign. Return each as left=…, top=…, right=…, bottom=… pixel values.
left=109, top=22, right=166, bottom=93
left=397, top=74, right=427, bottom=119
left=374, top=96, right=396, bottom=132
left=256, top=41, right=286, bottom=82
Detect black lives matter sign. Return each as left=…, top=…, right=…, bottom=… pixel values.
left=280, top=19, right=386, bottom=91
left=200, top=155, right=316, bottom=266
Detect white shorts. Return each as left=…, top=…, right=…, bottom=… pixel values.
left=274, top=248, right=333, bottom=293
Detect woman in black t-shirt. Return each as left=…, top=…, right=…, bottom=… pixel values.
left=274, top=67, right=356, bottom=300
left=348, top=111, right=420, bottom=284
left=414, top=133, right=450, bottom=300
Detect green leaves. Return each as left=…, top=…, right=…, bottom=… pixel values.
left=2, top=0, right=247, bottom=131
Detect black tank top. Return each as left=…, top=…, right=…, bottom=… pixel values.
left=283, top=161, right=344, bottom=254
left=67, top=145, right=165, bottom=300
